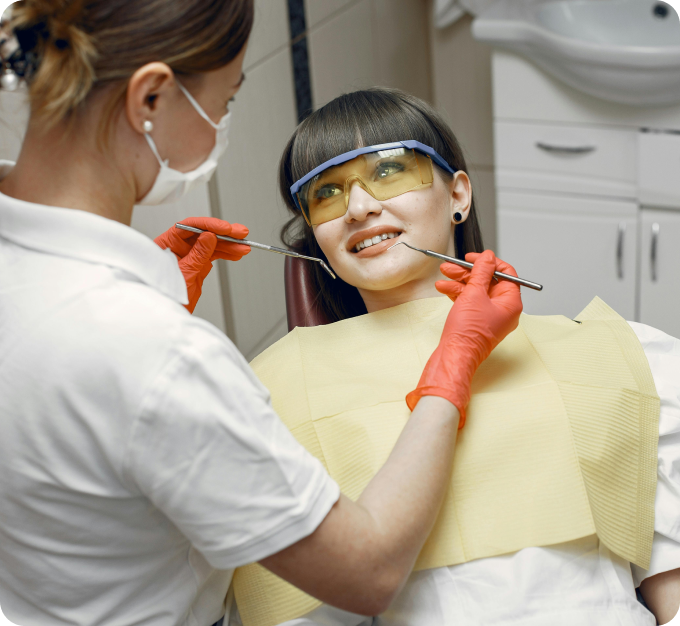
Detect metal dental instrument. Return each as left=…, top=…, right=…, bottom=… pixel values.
left=388, top=241, right=543, bottom=291
left=174, top=223, right=337, bottom=279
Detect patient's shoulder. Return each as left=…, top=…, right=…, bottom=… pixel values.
left=250, top=328, right=302, bottom=372
left=249, top=329, right=311, bottom=425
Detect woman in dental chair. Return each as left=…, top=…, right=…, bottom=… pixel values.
left=227, top=88, right=680, bottom=626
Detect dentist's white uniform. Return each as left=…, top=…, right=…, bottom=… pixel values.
left=0, top=170, right=340, bottom=626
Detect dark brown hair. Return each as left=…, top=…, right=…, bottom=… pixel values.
left=7, top=0, right=254, bottom=130
left=279, top=87, right=484, bottom=323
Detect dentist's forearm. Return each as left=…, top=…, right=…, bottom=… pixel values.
left=260, top=395, right=459, bottom=616
left=356, top=395, right=461, bottom=595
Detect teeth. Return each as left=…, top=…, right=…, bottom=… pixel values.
left=354, top=232, right=400, bottom=252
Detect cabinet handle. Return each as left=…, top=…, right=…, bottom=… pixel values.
left=536, top=142, right=597, bottom=155
left=651, top=222, right=660, bottom=283
left=617, top=222, right=626, bottom=280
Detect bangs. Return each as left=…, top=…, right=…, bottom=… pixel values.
left=289, top=89, right=452, bottom=183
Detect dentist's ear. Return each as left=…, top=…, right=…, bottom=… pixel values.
left=449, top=171, right=472, bottom=225
left=125, top=62, right=175, bottom=135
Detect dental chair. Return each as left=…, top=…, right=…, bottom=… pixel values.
left=284, top=256, right=331, bottom=331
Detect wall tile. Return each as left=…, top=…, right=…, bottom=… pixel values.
left=468, top=166, right=497, bottom=250
left=213, top=48, right=298, bottom=358
left=244, top=0, right=291, bottom=72
left=371, top=0, right=432, bottom=103
left=0, top=90, right=29, bottom=161
left=305, top=0, right=358, bottom=29
left=308, top=0, right=375, bottom=107
left=430, top=14, right=494, bottom=169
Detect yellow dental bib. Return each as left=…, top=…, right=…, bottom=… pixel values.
left=233, top=297, right=659, bottom=626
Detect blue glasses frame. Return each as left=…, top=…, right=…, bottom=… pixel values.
left=289, top=140, right=457, bottom=214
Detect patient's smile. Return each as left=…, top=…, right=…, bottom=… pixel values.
left=355, top=232, right=400, bottom=253
left=347, top=225, right=404, bottom=258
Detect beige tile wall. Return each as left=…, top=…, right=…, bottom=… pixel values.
left=0, top=90, right=28, bottom=162
left=429, top=13, right=497, bottom=249
left=211, top=0, right=297, bottom=361
left=306, top=0, right=432, bottom=107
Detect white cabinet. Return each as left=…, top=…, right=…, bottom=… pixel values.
left=639, top=210, right=680, bottom=339
left=492, top=51, right=680, bottom=338
left=498, top=191, right=638, bottom=319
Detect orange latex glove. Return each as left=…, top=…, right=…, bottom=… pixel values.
left=406, top=250, right=523, bottom=428
left=154, top=217, right=250, bottom=313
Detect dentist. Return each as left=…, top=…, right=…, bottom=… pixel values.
left=0, top=1, right=521, bottom=625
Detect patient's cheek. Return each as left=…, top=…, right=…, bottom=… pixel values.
left=313, top=223, right=342, bottom=262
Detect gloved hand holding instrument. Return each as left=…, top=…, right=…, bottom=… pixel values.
left=406, top=250, right=523, bottom=428
left=154, top=217, right=250, bottom=313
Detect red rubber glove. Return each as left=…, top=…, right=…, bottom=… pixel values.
left=154, top=217, right=250, bottom=313
left=406, top=250, right=523, bottom=428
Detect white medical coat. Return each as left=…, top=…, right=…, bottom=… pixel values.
left=0, top=186, right=340, bottom=626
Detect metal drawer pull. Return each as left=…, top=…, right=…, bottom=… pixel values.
left=617, top=222, right=626, bottom=280
left=651, top=222, right=660, bottom=283
left=536, top=142, right=597, bottom=155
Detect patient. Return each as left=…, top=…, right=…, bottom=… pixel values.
left=227, top=88, right=680, bottom=626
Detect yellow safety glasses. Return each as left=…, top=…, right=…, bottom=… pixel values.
left=290, top=141, right=457, bottom=226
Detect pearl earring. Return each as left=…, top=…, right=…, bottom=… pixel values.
left=143, top=120, right=153, bottom=133
left=454, top=212, right=463, bottom=224
left=1, top=65, right=19, bottom=92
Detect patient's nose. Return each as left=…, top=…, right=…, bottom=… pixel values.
left=345, top=183, right=382, bottom=222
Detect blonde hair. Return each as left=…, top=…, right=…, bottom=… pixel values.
left=7, top=0, right=253, bottom=131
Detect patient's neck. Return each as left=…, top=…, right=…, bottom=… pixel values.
left=359, top=280, right=445, bottom=314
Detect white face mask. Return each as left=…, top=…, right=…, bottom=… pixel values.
left=138, top=81, right=231, bottom=206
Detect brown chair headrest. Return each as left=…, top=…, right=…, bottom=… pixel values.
left=284, top=256, right=332, bottom=331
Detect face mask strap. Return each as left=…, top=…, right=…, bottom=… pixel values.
left=176, top=81, right=220, bottom=130
left=144, top=133, right=167, bottom=168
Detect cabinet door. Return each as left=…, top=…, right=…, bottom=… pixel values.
left=639, top=209, right=680, bottom=339
left=497, top=191, right=638, bottom=319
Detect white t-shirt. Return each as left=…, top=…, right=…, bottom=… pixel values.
left=228, top=324, right=680, bottom=626
left=0, top=187, right=340, bottom=626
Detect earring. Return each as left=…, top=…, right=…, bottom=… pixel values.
left=454, top=211, right=463, bottom=224
left=1, top=65, right=19, bottom=91
left=143, top=120, right=153, bottom=133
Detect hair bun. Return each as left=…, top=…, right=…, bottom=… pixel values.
left=7, top=0, right=97, bottom=125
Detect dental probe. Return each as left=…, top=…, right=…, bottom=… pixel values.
left=388, top=241, right=543, bottom=292
left=174, top=223, right=337, bottom=279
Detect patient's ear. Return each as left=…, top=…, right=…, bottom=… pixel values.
left=448, top=171, right=472, bottom=225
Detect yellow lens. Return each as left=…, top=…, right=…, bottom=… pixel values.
left=301, top=149, right=434, bottom=226
left=365, top=149, right=424, bottom=201
left=302, top=160, right=356, bottom=226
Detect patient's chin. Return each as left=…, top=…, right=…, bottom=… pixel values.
left=336, top=256, right=434, bottom=294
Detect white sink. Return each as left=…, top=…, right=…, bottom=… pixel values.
left=472, top=0, right=680, bottom=106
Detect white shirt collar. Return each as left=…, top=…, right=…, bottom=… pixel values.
left=0, top=161, right=188, bottom=304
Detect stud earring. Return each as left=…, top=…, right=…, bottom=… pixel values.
left=1, top=65, right=19, bottom=91
left=454, top=211, right=463, bottom=224
left=143, top=120, right=153, bottom=133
